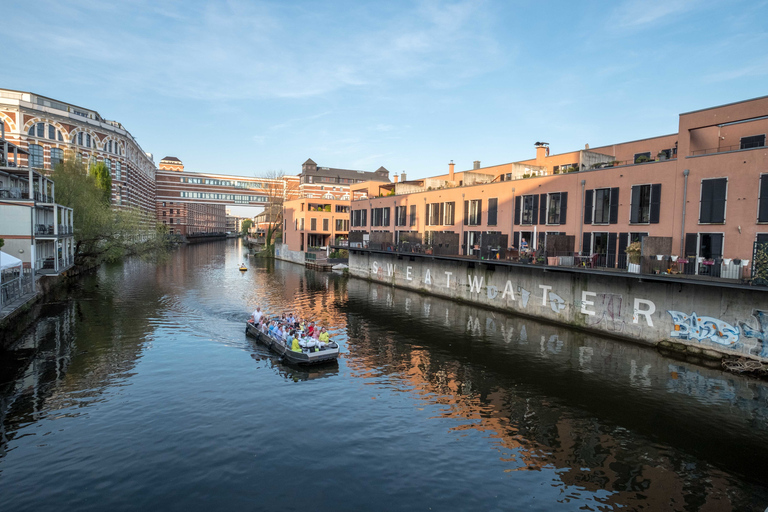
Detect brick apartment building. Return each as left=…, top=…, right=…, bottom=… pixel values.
left=346, top=96, right=768, bottom=277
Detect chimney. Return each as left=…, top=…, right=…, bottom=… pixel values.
left=401, top=171, right=406, bottom=182
left=394, top=174, right=398, bottom=183
left=449, top=160, right=455, bottom=181
left=473, top=160, right=480, bottom=170
left=535, top=142, right=549, bottom=161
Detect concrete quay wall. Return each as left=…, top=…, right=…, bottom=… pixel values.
left=348, top=250, right=768, bottom=362
left=274, top=243, right=306, bottom=265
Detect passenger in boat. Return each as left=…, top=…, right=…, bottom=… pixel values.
left=290, top=330, right=302, bottom=352
left=252, top=307, right=263, bottom=324
left=319, top=328, right=330, bottom=344
left=312, top=326, right=321, bottom=340
left=306, top=322, right=315, bottom=336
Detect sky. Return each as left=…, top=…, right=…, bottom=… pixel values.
left=4, top=0, right=768, bottom=184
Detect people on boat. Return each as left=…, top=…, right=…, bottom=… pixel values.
left=252, top=306, right=262, bottom=324
left=319, top=327, right=330, bottom=344
left=290, top=331, right=302, bottom=352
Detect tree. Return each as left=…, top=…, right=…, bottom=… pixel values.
left=0, top=238, right=4, bottom=250
left=257, top=170, right=299, bottom=248
left=88, top=161, right=112, bottom=204
left=240, top=219, right=253, bottom=236
left=52, top=153, right=167, bottom=266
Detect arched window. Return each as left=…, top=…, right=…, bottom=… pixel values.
left=323, top=193, right=334, bottom=199
left=77, top=132, right=83, bottom=146
left=48, top=125, right=55, bottom=140
left=51, top=148, right=63, bottom=168
left=36, top=122, right=44, bottom=137
left=28, top=125, right=34, bottom=135
left=108, top=140, right=113, bottom=153
left=85, top=133, right=91, bottom=148
left=28, top=144, right=44, bottom=168
left=57, top=130, right=63, bottom=142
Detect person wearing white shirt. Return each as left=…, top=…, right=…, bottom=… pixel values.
left=252, top=306, right=263, bottom=324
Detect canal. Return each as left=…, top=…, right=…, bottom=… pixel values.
left=1, top=240, right=768, bottom=511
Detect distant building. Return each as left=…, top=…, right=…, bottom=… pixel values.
left=0, top=88, right=157, bottom=216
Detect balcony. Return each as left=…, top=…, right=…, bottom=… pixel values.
left=0, top=187, right=29, bottom=199
left=690, top=141, right=765, bottom=156
left=35, top=256, right=75, bottom=275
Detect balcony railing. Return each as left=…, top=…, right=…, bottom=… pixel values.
left=1, top=272, right=34, bottom=308
left=35, top=256, right=74, bottom=274
left=690, top=142, right=765, bottom=156
left=33, top=191, right=52, bottom=203
left=0, top=187, right=29, bottom=199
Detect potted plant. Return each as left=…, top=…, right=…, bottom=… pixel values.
left=626, top=241, right=641, bottom=273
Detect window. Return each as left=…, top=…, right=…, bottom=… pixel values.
left=759, top=175, right=768, bottom=223
left=629, top=184, right=661, bottom=224
left=426, top=203, right=440, bottom=226
left=741, top=135, right=765, bottom=150
left=105, top=158, right=111, bottom=172
left=36, top=122, right=44, bottom=137
left=521, top=195, right=535, bottom=225
left=409, top=205, right=416, bottom=227
left=634, top=152, right=651, bottom=163
left=58, top=130, right=63, bottom=142
left=593, top=188, right=611, bottom=224
left=48, top=125, right=55, bottom=140
left=323, top=218, right=329, bottom=231
left=336, top=219, right=349, bottom=231
left=443, top=201, right=455, bottom=225
left=50, top=148, right=63, bottom=168
left=465, top=199, right=482, bottom=226
left=85, top=133, right=91, bottom=148
left=28, top=144, right=43, bottom=168
left=699, top=178, right=727, bottom=224
left=28, top=125, right=34, bottom=136
left=115, top=161, right=121, bottom=180
left=78, top=132, right=83, bottom=146
left=170, top=218, right=174, bottom=224
left=395, top=205, right=407, bottom=226
left=310, top=218, right=317, bottom=231
left=351, top=209, right=367, bottom=227
left=546, top=192, right=567, bottom=225
left=371, top=207, right=390, bottom=227
left=487, top=198, right=498, bottom=226
left=163, top=211, right=167, bottom=216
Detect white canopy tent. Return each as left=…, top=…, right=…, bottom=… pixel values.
left=0, top=250, right=22, bottom=272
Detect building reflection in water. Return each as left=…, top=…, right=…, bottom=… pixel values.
left=342, top=279, right=768, bottom=511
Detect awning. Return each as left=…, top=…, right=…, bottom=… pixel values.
left=0, top=250, right=23, bottom=271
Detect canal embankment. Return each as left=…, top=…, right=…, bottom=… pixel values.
left=348, top=248, right=768, bottom=369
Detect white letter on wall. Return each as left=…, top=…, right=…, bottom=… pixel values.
left=445, top=271, right=452, bottom=288
left=372, top=261, right=379, bottom=274
left=424, top=269, right=432, bottom=285
left=501, top=280, right=516, bottom=300
left=581, top=291, right=596, bottom=316
left=406, top=266, right=413, bottom=281
left=633, top=298, right=656, bottom=327
left=539, top=285, right=552, bottom=306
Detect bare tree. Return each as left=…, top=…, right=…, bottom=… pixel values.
left=256, top=170, right=299, bottom=248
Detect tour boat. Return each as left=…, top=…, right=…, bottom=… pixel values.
left=245, top=322, right=340, bottom=365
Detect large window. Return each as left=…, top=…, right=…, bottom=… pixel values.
left=426, top=203, right=440, bottom=226
left=741, top=135, right=766, bottom=150
left=310, top=218, right=317, bottom=231
left=443, top=201, right=455, bottom=225
left=487, top=198, right=498, bottom=226
left=699, top=178, right=727, bottom=224
left=50, top=148, right=63, bottom=168
left=409, top=205, right=416, bottom=227
left=323, top=218, right=329, bottom=231
left=630, top=184, right=661, bottom=224
left=351, top=209, right=367, bottom=227
left=759, top=175, right=768, bottom=223
left=335, top=219, right=349, bottom=231
left=593, top=188, right=611, bottom=224
left=395, top=205, right=407, bottom=226
left=465, top=199, right=482, bottom=226
left=371, top=207, right=390, bottom=227
left=36, top=122, right=45, bottom=137
left=48, top=125, right=55, bottom=140
left=521, top=195, right=535, bottom=225
left=28, top=144, right=44, bottom=168
left=115, top=161, right=122, bottom=181
left=546, top=192, right=567, bottom=225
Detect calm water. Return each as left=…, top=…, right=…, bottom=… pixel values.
left=2, top=240, right=768, bottom=511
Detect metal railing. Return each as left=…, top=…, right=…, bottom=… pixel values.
left=1, top=273, right=34, bottom=309
left=0, top=187, right=29, bottom=199
left=690, top=142, right=765, bottom=156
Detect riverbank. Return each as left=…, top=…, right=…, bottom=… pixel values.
left=347, top=248, right=768, bottom=376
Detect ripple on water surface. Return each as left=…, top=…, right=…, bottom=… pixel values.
left=1, top=240, right=768, bottom=511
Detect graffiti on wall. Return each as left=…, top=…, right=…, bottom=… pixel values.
left=740, top=310, right=768, bottom=358
left=667, top=311, right=740, bottom=346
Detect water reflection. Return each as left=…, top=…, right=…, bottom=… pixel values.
left=1, top=241, right=767, bottom=511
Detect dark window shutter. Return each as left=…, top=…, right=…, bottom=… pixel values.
left=711, top=234, right=724, bottom=258
left=607, top=232, right=617, bottom=268
left=711, top=179, right=727, bottom=223
left=540, top=194, right=547, bottom=225
left=477, top=200, right=482, bottom=226
left=538, top=231, right=545, bottom=251
left=650, top=184, right=662, bottom=224
left=609, top=188, right=620, bottom=224
left=362, top=209, right=367, bottom=227
left=559, top=192, right=568, bottom=224
left=532, top=195, right=539, bottom=225
left=463, top=200, right=468, bottom=226
left=700, top=180, right=714, bottom=223
left=684, top=233, right=698, bottom=257
left=757, top=233, right=768, bottom=244
left=487, top=198, right=498, bottom=226
left=618, top=232, right=629, bottom=267
left=584, top=189, right=593, bottom=225
left=514, top=196, right=521, bottom=225
left=630, top=185, right=641, bottom=223
left=513, top=232, right=520, bottom=249
left=582, top=232, right=591, bottom=255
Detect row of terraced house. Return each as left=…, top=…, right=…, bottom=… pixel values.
left=281, top=95, right=768, bottom=284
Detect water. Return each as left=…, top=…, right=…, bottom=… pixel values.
left=2, top=240, right=768, bottom=511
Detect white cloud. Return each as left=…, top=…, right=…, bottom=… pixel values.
left=608, top=0, right=700, bottom=30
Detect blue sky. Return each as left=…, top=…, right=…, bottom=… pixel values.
left=5, top=0, right=768, bottom=180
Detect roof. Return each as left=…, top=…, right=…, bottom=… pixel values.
left=303, top=158, right=317, bottom=165
left=161, top=156, right=182, bottom=163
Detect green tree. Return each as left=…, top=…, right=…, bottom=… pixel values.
left=52, top=154, right=167, bottom=266
left=88, top=161, right=112, bottom=204
left=0, top=238, right=4, bottom=250
left=240, top=219, right=253, bottom=236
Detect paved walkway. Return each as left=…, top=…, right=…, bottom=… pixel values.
left=0, top=291, right=39, bottom=322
